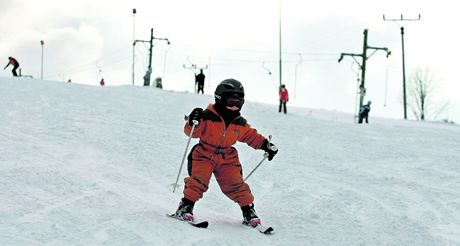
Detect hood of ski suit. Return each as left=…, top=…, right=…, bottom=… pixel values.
left=184, top=104, right=266, bottom=150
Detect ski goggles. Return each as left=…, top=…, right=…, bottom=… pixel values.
left=224, top=93, right=245, bottom=110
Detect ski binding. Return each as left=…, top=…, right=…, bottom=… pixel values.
left=167, top=214, right=208, bottom=228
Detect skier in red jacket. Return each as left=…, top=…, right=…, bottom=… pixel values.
left=174, top=79, right=278, bottom=228
left=4, top=57, right=20, bottom=77
left=279, top=84, right=289, bottom=114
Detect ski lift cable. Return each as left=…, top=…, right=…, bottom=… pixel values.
left=261, top=62, right=277, bottom=89
left=96, top=59, right=102, bottom=81
left=162, top=45, right=172, bottom=82
left=57, top=44, right=130, bottom=76
left=293, top=53, right=303, bottom=98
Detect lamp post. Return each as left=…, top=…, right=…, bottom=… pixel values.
left=132, top=8, right=137, bottom=86
left=40, top=40, right=44, bottom=79
left=383, top=14, right=421, bottom=120
left=400, top=26, right=407, bottom=119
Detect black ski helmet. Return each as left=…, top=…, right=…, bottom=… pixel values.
left=214, top=79, right=245, bottom=100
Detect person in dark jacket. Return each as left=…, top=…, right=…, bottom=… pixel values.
left=4, top=57, right=20, bottom=77
left=195, top=69, right=205, bottom=94
left=358, top=101, right=371, bottom=124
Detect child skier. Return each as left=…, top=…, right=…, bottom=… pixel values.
left=174, top=78, right=278, bottom=227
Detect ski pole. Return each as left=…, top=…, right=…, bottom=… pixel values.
left=173, top=120, right=198, bottom=193
left=244, top=135, right=273, bottom=182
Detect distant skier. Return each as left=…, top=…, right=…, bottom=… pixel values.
left=358, top=100, right=371, bottom=124
left=4, top=57, right=20, bottom=77
left=279, top=84, right=289, bottom=114
left=195, top=69, right=205, bottom=94
left=173, top=78, right=278, bottom=228
left=100, top=78, right=105, bottom=86
left=155, top=77, right=163, bottom=89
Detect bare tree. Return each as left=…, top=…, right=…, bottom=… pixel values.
left=407, top=67, right=449, bottom=121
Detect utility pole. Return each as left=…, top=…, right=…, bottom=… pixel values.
left=134, top=28, right=170, bottom=86
left=183, top=63, right=208, bottom=93
left=146, top=28, right=154, bottom=86
left=383, top=14, right=421, bottom=120
left=278, top=0, right=282, bottom=88
left=339, top=29, right=391, bottom=117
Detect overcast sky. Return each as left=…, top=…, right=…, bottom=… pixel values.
left=1, top=0, right=459, bottom=122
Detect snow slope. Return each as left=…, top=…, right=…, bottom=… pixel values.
left=1, top=77, right=460, bottom=245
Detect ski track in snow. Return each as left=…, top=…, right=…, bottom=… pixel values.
left=1, top=77, right=460, bottom=245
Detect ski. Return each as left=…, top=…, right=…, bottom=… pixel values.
left=243, top=222, right=274, bottom=234
left=254, top=224, right=274, bottom=234
left=167, top=214, right=209, bottom=228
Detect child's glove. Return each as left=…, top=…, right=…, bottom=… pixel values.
left=188, top=108, right=203, bottom=126
left=261, top=139, right=278, bottom=161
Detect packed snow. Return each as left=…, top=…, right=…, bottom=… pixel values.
left=1, top=77, right=459, bottom=245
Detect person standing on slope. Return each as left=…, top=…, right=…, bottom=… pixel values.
left=358, top=100, right=371, bottom=124
left=279, top=84, right=289, bottom=114
left=195, top=69, right=205, bottom=94
left=174, top=78, right=278, bottom=227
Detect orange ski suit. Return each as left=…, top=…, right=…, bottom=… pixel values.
left=183, top=104, right=266, bottom=207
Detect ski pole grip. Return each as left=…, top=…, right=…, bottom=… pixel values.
left=268, top=135, right=277, bottom=151
left=262, top=135, right=272, bottom=159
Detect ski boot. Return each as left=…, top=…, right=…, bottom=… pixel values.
left=241, top=203, right=261, bottom=227
left=175, top=198, right=195, bottom=222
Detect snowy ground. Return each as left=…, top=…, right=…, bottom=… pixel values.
left=1, top=77, right=459, bottom=245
